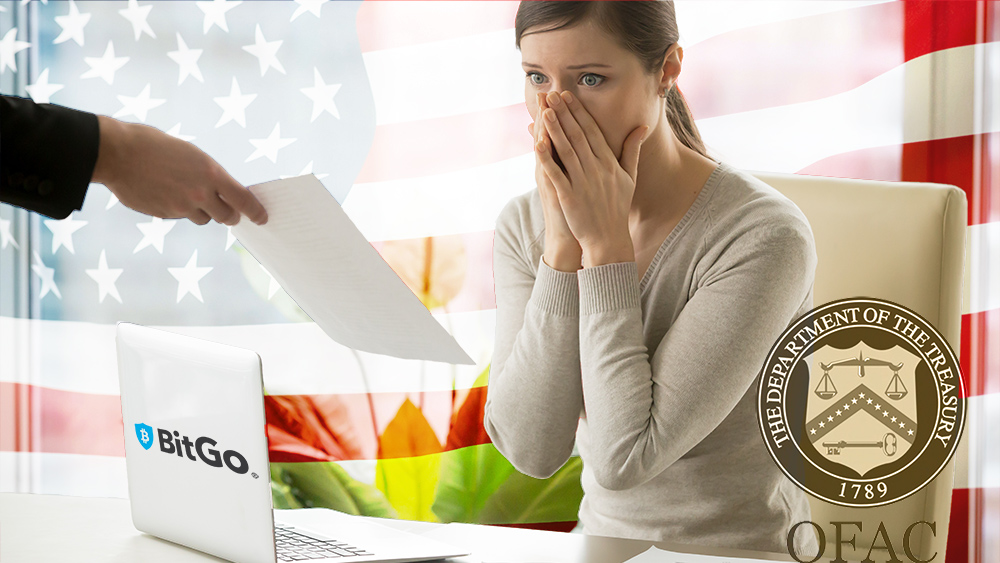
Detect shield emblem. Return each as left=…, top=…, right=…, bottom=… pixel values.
left=135, top=423, right=154, bottom=450
left=803, top=342, right=919, bottom=476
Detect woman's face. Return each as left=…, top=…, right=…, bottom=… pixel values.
left=520, top=19, right=669, bottom=162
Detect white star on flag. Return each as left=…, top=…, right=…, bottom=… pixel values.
left=106, top=191, right=119, bottom=210
left=44, top=214, right=88, bottom=255
left=114, top=83, right=165, bottom=123
left=134, top=217, right=177, bottom=254
left=290, top=0, right=328, bottom=22
left=246, top=122, right=296, bottom=163
left=167, top=33, right=203, bottom=85
left=25, top=68, right=64, bottom=103
left=81, top=41, right=129, bottom=85
left=259, top=262, right=281, bottom=299
left=196, top=0, right=241, bottom=35
left=242, top=24, right=285, bottom=76
left=119, top=0, right=156, bottom=41
left=0, top=218, right=20, bottom=250
left=0, top=28, right=30, bottom=74
left=31, top=252, right=61, bottom=300
left=166, top=123, right=196, bottom=141
left=301, top=68, right=341, bottom=122
left=53, top=0, right=90, bottom=46
left=225, top=226, right=237, bottom=251
left=168, top=250, right=212, bottom=303
left=214, top=77, right=256, bottom=128
left=85, top=250, right=124, bottom=304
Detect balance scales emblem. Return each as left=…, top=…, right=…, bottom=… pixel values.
left=804, top=344, right=920, bottom=476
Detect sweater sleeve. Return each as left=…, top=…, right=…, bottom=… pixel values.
left=576, top=219, right=816, bottom=491
left=483, top=198, right=584, bottom=479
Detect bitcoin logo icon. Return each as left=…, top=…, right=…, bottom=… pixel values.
left=135, top=422, right=154, bottom=450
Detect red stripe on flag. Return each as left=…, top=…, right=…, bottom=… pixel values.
left=796, top=143, right=904, bottom=183
left=798, top=133, right=998, bottom=227
left=356, top=104, right=531, bottom=183
left=683, top=1, right=905, bottom=120
left=681, top=0, right=983, bottom=121
left=962, top=308, right=1000, bottom=398
left=4, top=360, right=995, bottom=461
left=0, top=383, right=494, bottom=461
left=904, top=0, right=981, bottom=63
left=0, top=383, right=125, bottom=457
left=356, top=0, right=518, bottom=53
left=947, top=487, right=1000, bottom=563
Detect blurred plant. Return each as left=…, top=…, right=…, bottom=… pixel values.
left=266, top=362, right=585, bottom=529
left=433, top=367, right=584, bottom=528
left=265, top=394, right=371, bottom=462
left=374, top=398, right=443, bottom=521
left=271, top=462, right=397, bottom=518
left=378, top=236, right=466, bottom=311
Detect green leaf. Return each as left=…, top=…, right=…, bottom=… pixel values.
left=375, top=454, right=442, bottom=522
left=432, top=443, right=516, bottom=523
left=478, top=456, right=584, bottom=525
left=270, top=475, right=303, bottom=509
left=375, top=399, right=444, bottom=521
left=270, top=462, right=397, bottom=518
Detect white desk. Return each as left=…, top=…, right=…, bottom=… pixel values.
left=0, top=493, right=796, bottom=563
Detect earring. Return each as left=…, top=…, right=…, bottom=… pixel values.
left=659, top=87, right=668, bottom=98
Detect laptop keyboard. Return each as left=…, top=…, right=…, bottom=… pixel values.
left=274, top=524, right=374, bottom=560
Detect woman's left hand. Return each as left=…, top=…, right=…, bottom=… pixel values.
left=536, top=90, right=649, bottom=267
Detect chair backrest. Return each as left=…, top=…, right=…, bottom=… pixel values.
left=751, top=171, right=967, bottom=563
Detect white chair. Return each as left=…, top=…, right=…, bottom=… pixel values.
left=752, top=171, right=967, bottom=563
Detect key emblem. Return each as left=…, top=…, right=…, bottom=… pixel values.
left=822, top=432, right=898, bottom=457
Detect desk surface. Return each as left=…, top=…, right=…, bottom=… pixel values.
left=0, top=493, right=795, bottom=563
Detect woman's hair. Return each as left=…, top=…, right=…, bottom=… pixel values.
left=515, top=0, right=709, bottom=159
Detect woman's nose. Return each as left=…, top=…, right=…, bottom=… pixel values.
left=548, top=81, right=574, bottom=95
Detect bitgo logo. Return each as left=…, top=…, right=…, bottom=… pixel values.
left=134, top=422, right=250, bottom=475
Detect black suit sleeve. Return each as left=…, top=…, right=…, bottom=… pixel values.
left=1, top=94, right=100, bottom=219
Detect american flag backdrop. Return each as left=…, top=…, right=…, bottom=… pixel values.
left=0, top=1, right=997, bottom=561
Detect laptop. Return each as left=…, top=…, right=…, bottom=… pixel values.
left=116, top=322, right=469, bottom=563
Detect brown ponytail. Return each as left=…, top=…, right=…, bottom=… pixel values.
left=515, top=0, right=712, bottom=160
left=665, top=86, right=709, bottom=158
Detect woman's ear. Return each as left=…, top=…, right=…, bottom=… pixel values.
left=659, top=43, right=683, bottom=93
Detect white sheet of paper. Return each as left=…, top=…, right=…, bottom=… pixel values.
left=232, top=175, right=474, bottom=365
left=625, top=546, right=787, bottom=563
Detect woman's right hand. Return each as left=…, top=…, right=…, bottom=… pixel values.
left=530, top=92, right=583, bottom=272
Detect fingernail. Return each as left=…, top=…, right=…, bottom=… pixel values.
left=548, top=92, right=561, bottom=106
left=536, top=140, right=546, bottom=153
left=544, top=108, right=556, bottom=122
left=561, top=91, right=573, bottom=104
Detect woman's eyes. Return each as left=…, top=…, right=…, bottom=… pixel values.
left=525, top=72, right=605, bottom=87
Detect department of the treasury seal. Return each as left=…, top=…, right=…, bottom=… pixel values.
left=757, top=297, right=966, bottom=508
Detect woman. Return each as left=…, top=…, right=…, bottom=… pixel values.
left=483, top=0, right=819, bottom=555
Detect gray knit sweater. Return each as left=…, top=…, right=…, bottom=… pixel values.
left=484, top=161, right=820, bottom=554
